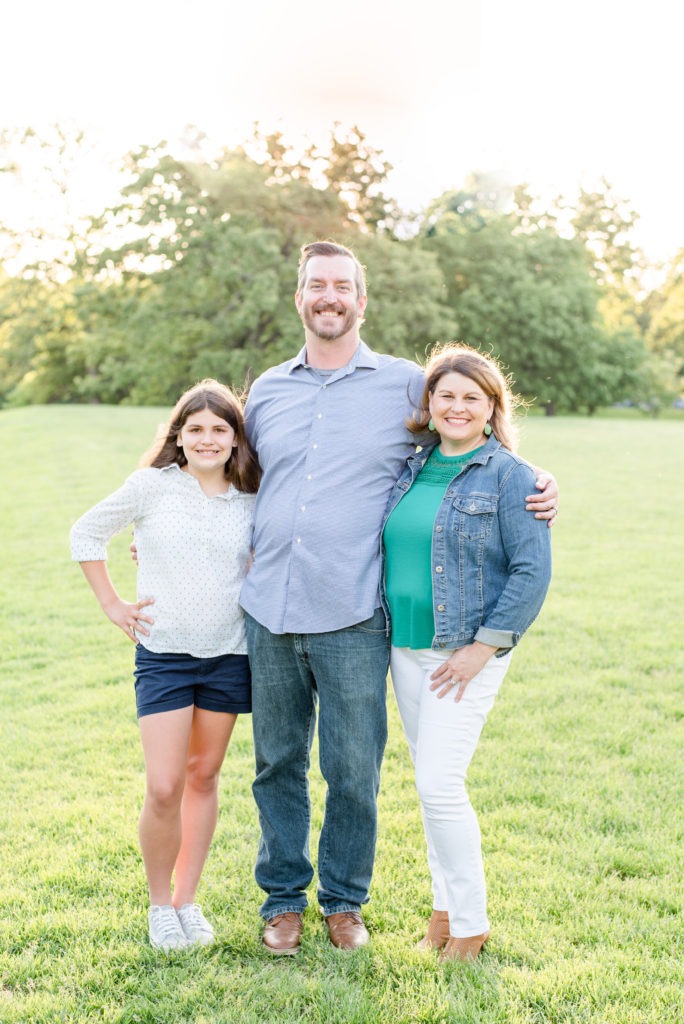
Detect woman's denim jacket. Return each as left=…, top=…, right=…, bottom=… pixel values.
left=380, top=436, right=552, bottom=654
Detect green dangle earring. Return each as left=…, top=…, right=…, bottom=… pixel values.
left=484, top=422, right=492, bottom=436
left=428, top=418, right=435, bottom=431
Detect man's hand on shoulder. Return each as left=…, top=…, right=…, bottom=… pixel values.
left=526, top=471, right=559, bottom=528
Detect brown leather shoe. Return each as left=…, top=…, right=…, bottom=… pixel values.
left=262, top=912, right=303, bottom=955
left=438, top=930, right=490, bottom=963
left=416, top=910, right=450, bottom=951
left=325, top=911, right=369, bottom=950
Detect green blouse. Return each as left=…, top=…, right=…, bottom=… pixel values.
left=383, top=445, right=484, bottom=648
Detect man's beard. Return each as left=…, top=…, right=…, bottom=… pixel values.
left=302, top=303, right=358, bottom=341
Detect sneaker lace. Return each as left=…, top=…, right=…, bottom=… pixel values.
left=154, top=906, right=183, bottom=939
left=181, top=904, right=205, bottom=929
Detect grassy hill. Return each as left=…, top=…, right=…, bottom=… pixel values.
left=1, top=406, right=682, bottom=1024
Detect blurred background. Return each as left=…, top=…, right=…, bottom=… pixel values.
left=1, top=0, right=682, bottom=414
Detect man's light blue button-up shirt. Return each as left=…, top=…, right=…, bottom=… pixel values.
left=240, top=342, right=425, bottom=635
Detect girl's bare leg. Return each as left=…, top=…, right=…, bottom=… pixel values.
left=138, top=707, right=194, bottom=905
left=172, top=708, right=237, bottom=907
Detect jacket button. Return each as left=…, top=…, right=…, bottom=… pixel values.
left=437, top=604, right=445, bottom=611
left=469, top=502, right=477, bottom=511
left=435, top=525, right=443, bottom=532
left=435, top=565, right=443, bottom=573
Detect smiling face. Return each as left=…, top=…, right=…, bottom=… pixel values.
left=428, top=371, right=495, bottom=456
left=295, top=254, right=367, bottom=344
left=177, top=407, right=236, bottom=482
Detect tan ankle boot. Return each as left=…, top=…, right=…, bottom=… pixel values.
left=438, top=930, right=490, bottom=963
left=416, top=910, right=450, bottom=951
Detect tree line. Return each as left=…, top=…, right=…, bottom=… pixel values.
left=0, top=124, right=682, bottom=414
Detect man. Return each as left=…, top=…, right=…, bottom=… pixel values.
left=240, top=241, right=558, bottom=954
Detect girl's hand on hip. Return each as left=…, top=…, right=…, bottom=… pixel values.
left=103, top=596, right=155, bottom=644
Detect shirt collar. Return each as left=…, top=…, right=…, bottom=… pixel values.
left=288, top=340, right=378, bottom=375
left=159, top=462, right=238, bottom=500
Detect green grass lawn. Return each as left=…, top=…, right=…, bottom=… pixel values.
left=1, top=405, right=682, bottom=1024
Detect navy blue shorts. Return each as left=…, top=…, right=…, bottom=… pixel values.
left=133, top=644, right=251, bottom=718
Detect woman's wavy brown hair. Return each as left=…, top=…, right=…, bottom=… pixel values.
left=408, top=343, right=524, bottom=452
left=140, top=379, right=260, bottom=493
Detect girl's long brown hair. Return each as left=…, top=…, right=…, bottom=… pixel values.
left=140, top=379, right=261, bottom=493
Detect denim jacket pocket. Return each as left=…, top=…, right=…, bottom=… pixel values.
left=451, top=494, right=498, bottom=540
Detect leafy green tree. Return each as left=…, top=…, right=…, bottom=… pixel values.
left=565, top=179, right=646, bottom=332
left=0, top=124, right=109, bottom=282
left=2, top=123, right=674, bottom=415
left=0, top=272, right=43, bottom=404
left=636, top=350, right=681, bottom=413
left=646, top=250, right=684, bottom=384
left=422, top=173, right=512, bottom=238
left=74, top=143, right=352, bottom=401
left=313, top=124, right=400, bottom=233
left=0, top=277, right=87, bottom=405
left=115, top=223, right=300, bottom=404
left=0, top=272, right=33, bottom=402
left=574, top=328, right=648, bottom=415
left=249, top=123, right=400, bottom=234
left=508, top=184, right=559, bottom=234
left=351, top=235, right=456, bottom=361
left=569, top=179, right=642, bottom=288
left=423, top=215, right=609, bottom=413
left=86, top=129, right=440, bottom=403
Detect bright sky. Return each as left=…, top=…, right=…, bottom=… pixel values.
left=2, top=0, right=682, bottom=265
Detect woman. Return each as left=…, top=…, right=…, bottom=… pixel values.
left=382, top=344, right=552, bottom=962
left=70, top=379, right=260, bottom=951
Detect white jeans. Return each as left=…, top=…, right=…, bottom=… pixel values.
left=390, top=645, right=511, bottom=937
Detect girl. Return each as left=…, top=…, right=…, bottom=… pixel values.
left=70, top=379, right=260, bottom=951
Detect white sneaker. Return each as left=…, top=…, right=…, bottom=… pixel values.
left=148, top=905, right=190, bottom=951
left=176, top=903, right=215, bottom=946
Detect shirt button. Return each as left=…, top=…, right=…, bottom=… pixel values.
left=435, top=565, right=443, bottom=573
left=300, top=505, right=306, bottom=512
left=306, top=475, right=312, bottom=480
left=437, top=604, right=445, bottom=611
left=312, top=444, right=318, bottom=449
left=296, top=537, right=302, bottom=543
left=316, top=413, right=323, bottom=419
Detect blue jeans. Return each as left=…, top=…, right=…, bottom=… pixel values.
left=244, top=608, right=390, bottom=920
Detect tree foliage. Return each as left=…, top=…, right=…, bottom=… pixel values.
left=647, top=250, right=684, bottom=377
left=0, top=125, right=680, bottom=412
left=423, top=215, right=611, bottom=413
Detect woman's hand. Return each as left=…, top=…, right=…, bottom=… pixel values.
left=429, top=641, right=497, bottom=702
left=102, top=596, right=155, bottom=644
left=526, top=471, right=559, bottom=527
